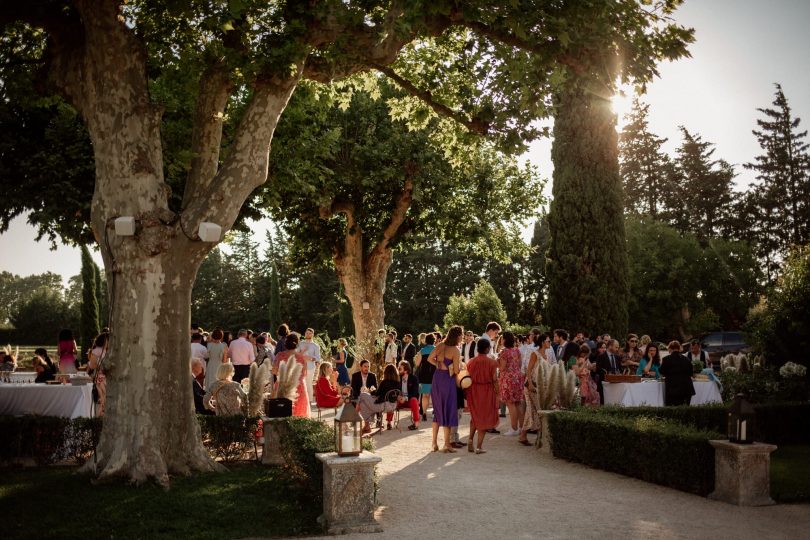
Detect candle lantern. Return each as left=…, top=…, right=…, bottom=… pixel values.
left=335, top=398, right=363, bottom=456
left=727, top=393, right=755, bottom=444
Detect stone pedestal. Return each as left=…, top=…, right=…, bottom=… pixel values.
left=316, top=452, right=382, bottom=535
left=538, top=410, right=562, bottom=454
left=261, top=417, right=287, bottom=466
left=709, top=440, right=777, bottom=506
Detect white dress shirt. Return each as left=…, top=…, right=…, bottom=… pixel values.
left=228, top=337, right=255, bottom=366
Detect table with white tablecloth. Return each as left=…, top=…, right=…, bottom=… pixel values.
left=603, top=380, right=722, bottom=407
left=0, top=383, right=93, bottom=418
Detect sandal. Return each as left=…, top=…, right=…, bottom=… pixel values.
left=432, top=444, right=439, bottom=452
left=440, top=447, right=457, bottom=453
left=518, top=439, right=532, bottom=446
left=468, top=440, right=474, bottom=453
left=408, top=424, right=418, bottom=431
left=475, top=448, right=486, bottom=454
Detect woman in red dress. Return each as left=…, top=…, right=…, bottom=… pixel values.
left=273, top=333, right=310, bottom=417
left=315, top=362, right=343, bottom=409
left=465, top=340, right=499, bottom=454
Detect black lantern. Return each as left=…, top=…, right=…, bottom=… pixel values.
left=727, top=393, right=755, bottom=444
left=335, top=398, right=363, bottom=456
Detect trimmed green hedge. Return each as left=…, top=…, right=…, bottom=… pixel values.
left=548, top=411, right=720, bottom=496
left=0, top=414, right=260, bottom=466
left=588, top=402, right=810, bottom=445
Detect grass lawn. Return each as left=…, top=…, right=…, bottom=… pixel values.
left=0, top=462, right=321, bottom=540
left=771, top=445, right=810, bottom=503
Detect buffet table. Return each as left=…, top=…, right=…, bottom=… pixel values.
left=0, top=383, right=93, bottom=418
left=603, top=380, right=722, bottom=407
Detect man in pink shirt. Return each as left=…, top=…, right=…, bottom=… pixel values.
left=228, top=329, right=255, bottom=383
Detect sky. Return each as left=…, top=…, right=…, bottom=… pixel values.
left=1, top=0, right=809, bottom=284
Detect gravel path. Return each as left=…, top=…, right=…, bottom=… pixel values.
left=288, top=413, right=809, bottom=540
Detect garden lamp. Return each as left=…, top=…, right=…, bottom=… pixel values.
left=728, top=393, right=755, bottom=444
left=335, top=397, right=363, bottom=457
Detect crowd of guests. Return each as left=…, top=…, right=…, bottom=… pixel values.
left=185, top=321, right=707, bottom=454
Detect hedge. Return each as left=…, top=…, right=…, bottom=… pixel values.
left=587, top=402, right=810, bottom=445
left=1, top=414, right=259, bottom=466
left=547, top=411, right=720, bottom=496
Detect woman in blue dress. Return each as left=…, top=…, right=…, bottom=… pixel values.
left=334, top=338, right=352, bottom=386
left=428, top=325, right=462, bottom=453
left=637, top=343, right=662, bottom=379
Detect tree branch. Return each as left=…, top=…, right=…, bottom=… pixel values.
left=182, top=60, right=233, bottom=209
left=180, top=67, right=303, bottom=239
left=372, top=63, right=489, bottom=135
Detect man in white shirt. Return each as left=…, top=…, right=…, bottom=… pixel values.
left=297, top=328, right=321, bottom=405
left=461, top=331, right=476, bottom=363
left=519, top=328, right=540, bottom=375
left=228, top=329, right=255, bottom=383
left=384, top=332, right=398, bottom=365
left=191, top=333, right=209, bottom=363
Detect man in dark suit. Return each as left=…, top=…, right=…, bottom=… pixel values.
left=595, top=339, right=622, bottom=404
left=554, top=329, right=580, bottom=367
left=351, top=359, right=378, bottom=400
left=400, top=334, right=417, bottom=368
left=461, top=331, right=477, bottom=363
left=659, top=341, right=695, bottom=406
left=396, top=362, right=421, bottom=430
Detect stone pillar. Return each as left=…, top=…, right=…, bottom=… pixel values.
left=709, top=440, right=777, bottom=506
left=261, top=417, right=287, bottom=466
left=537, top=410, right=561, bottom=454
left=316, top=452, right=382, bottom=535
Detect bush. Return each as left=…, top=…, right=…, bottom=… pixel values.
left=548, top=411, right=720, bottom=495
left=276, top=417, right=375, bottom=501
left=197, top=414, right=260, bottom=463
left=744, top=245, right=810, bottom=368
left=720, top=367, right=809, bottom=403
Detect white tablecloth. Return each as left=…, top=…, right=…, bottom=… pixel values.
left=603, top=380, right=722, bottom=407
left=0, top=383, right=93, bottom=418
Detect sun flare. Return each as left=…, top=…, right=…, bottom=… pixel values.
left=611, top=88, right=635, bottom=131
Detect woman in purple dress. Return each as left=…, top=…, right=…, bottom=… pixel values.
left=428, top=325, right=463, bottom=453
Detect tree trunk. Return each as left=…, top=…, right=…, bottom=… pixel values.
left=89, top=229, right=220, bottom=485
left=335, top=252, right=392, bottom=374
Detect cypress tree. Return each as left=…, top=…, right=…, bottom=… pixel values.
left=672, top=127, right=736, bottom=239
left=546, top=84, right=629, bottom=337
left=93, top=258, right=105, bottom=328
left=744, top=83, right=810, bottom=282
left=619, top=99, right=675, bottom=218
left=268, top=262, right=281, bottom=336
left=79, top=245, right=100, bottom=357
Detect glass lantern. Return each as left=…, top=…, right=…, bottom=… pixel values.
left=728, top=393, right=755, bottom=444
left=335, top=398, right=363, bottom=457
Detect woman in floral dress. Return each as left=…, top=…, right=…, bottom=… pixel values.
left=575, top=345, right=600, bottom=407
left=498, top=331, right=525, bottom=436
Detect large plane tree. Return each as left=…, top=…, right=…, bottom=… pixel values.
left=0, top=1, right=691, bottom=485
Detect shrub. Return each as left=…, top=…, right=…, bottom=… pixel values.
left=720, top=366, right=809, bottom=403
left=197, top=415, right=260, bottom=463
left=277, top=417, right=375, bottom=501
left=548, top=411, right=720, bottom=495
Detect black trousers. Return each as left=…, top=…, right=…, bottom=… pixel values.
left=233, top=364, right=251, bottom=384
left=665, top=394, right=692, bottom=406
